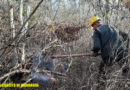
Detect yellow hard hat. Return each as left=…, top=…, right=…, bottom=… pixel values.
left=89, top=16, right=100, bottom=29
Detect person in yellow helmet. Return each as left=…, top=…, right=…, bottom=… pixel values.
left=89, top=16, right=129, bottom=81
left=89, top=16, right=101, bottom=30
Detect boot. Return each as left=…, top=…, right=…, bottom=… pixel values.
left=97, top=72, right=106, bottom=86
left=122, top=66, right=129, bottom=77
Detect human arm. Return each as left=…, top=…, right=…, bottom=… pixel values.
left=91, top=31, right=101, bottom=56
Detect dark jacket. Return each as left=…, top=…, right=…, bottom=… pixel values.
left=92, top=25, right=128, bottom=65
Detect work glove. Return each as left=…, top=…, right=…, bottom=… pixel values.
left=94, top=53, right=99, bottom=57
left=90, top=52, right=98, bottom=57
left=51, top=56, right=55, bottom=59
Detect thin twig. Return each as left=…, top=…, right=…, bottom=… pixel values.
left=0, top=0, right=44, bottom=57
left=0, top=69, right=67, bottom=81
left=0, top=69, right=30, bottom=81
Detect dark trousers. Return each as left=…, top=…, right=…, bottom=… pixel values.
left=99, top=56, right=113, bottom=74
left=99, top=61, right=105, bottom=74
left=99, top=56, right=129, bottom=75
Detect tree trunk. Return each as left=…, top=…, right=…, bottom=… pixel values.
left=19, top=0, right=23, bottom=25
left=25, top=0, right=31, bottom=31
left=19, top=0, right=25, bottom=62
left=10, top=6, right=18, bottom=66
left=105, top=0, right=110, bottom=24
left=21, top=0, right=31, bottom=62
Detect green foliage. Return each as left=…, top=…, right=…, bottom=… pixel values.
left=105, top=5, right=109, bottom=9
left=106, top=13, right=110, bottom=17
left=71, top=61, right=77, bottom=68
left=23, top=7, right=27, bottom=17
left=128, top=23, right=130, bottom=28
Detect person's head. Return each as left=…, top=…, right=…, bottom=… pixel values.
left=89, top=16, right=101, bottom=30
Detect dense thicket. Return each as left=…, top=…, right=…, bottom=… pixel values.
left=0, top=0, right=129, bottom=90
